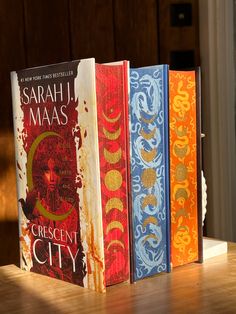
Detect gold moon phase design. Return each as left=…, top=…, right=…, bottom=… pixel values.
left=141, top=168, right=156, bottom=188
left=140, top=128, right=156, bottom=140
left=102, top=111, right=121, bottom=123
left=106, top=221, right=124, bottom=234
left=35, top=199, right=73, bottom=221
left=104, top=170, right=122, bottom=191
left=140, top=148, right=157, bottom=163
left=173, top=144, right=189, bottom=158
left=107, top=240, right=125, bottom=250
left=175, top=125, right=187, bottom=137
left=174, top=188, right=189, bottom=201
left=142, top=216, right=158, bottom=229
left=142, top=234, right=158, bottom=245
left=105, top=198, right=123, bottom=213
left=141, top=194, right=157, bottom=209
left=175, top=163, right=188, bottom=182
left=175, top=208, right=188, bottom=219
left=103, top=127, right=121, bottom=140
left=104, top=147, right=122, bottom=164
left=140, top=114, right=157, bottom=124
left=27, top=131, right=73, bottom=221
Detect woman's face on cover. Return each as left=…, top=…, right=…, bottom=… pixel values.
left=43, top=158, right=60, bottom=191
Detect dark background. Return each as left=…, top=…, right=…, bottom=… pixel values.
left=0, top=0, right=199, bottom=266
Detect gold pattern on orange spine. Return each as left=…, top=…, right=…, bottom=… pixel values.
left=169, top=71, right=199, bottom=267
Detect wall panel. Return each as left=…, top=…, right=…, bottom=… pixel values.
left=70, top=0, right=115, bottom=62
left=0, top=0, right=25, bottom=130
left=114, top=0, right=159, bottom=67
left=158, top=0, right=200, bottom=68
left=24, top=0, right=70, bottom=67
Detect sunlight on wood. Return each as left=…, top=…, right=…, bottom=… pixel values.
left=0, top=243, right=235, bottom=313
left=0, top=132, right=18, bottom=221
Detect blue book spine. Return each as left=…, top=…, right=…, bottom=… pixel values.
left=129, top=65, right=170, bottom=281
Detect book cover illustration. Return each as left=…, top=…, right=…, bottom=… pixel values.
left=11, top=59, right=106, bottom=292
left=169, top=70, right=201, bottom=267
left=96, top=62, right=130, bottom=285
left=129, top=65, right=171, bottom=281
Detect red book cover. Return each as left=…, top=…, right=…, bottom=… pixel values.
left=11, top=59, right=105, bottom=292
left=96, top=62, right=130, bottom=285
left=11, top=58, right=130, bottom=292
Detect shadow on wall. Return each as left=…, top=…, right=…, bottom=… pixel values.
left=0, top=132, right=19, bottom=266
left=0, top=221, right=19, bottom=266
left=0, top=132, right=18, bottom=220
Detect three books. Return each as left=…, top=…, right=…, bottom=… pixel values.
left=11, top=58, right=202, bottom=292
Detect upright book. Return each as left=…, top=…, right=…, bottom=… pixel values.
left=11, top=58, right=130, bottom=292
left=95, top=62, right=130, bottom=286
left=128, top=65, right=171, bottom=281
left=169, top=69, right=202, bottom=267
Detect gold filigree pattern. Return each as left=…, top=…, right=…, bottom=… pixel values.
left=102, top=111, right=121, bottom=123
left=142, top=216, right=158, bottom=229
left=140, top=114, right=157, bottom=124
left=105, top=198, right=123, bottom=213
left=141, top=194, right=157, bottom=209
left=103, top=127, right=121, bottom=141
left=173, top=81, right=191, bottom=118
left=140, top=127, right=156, bottom=140
left=107, top=240, right=125, bottom=250
left=140, top=148, right=157, bottom=163
left=175, top=163, right=188, bottom=182
left=104, top=170, right=122, bottom=191
left=103, top=147, right=122, bottom=164
left=141, top=168, right=156, bottom=188
left=106, top=221, right=124, bottom=234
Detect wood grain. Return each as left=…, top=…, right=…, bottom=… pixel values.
left=70, top=0, right=115, bottom=63
left=114, top=0, right=158, bottom=67
left=0, top=221, right=19, bottom=267
left=0, top=242, right=235, bottom=313
left=24, top=0, right=71, bottom=67
left=0, top=132, right=17, bottom=221
left=0, top=0, right=25, bottom=131
left=0, top=133, right=19, bottom=267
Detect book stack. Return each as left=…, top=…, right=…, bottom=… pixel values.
left=11, top=58, right=202, bottom=292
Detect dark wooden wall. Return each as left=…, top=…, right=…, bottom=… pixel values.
left=0, top=0, right=159, bottom=131
left=0, top=0, right=199, bottom=266
left=0, top=0, right=199, bottom=132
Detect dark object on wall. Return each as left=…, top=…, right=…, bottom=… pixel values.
left=158, top=0, right=199, bottom=69
left=170, top=3, right=192, bottom=27
left=170, top=50, right=195, bottom=69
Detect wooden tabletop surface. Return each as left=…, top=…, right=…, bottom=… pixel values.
left=0, top=242, right=236, bottom=314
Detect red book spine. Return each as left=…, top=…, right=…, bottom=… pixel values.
left=96, top=63, right=129, bottom=285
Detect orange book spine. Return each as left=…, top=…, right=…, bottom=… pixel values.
left=169, top=70, right=200, bottom=267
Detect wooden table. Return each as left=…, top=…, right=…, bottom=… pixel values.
left=1, top=243, right=236, bottom=314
